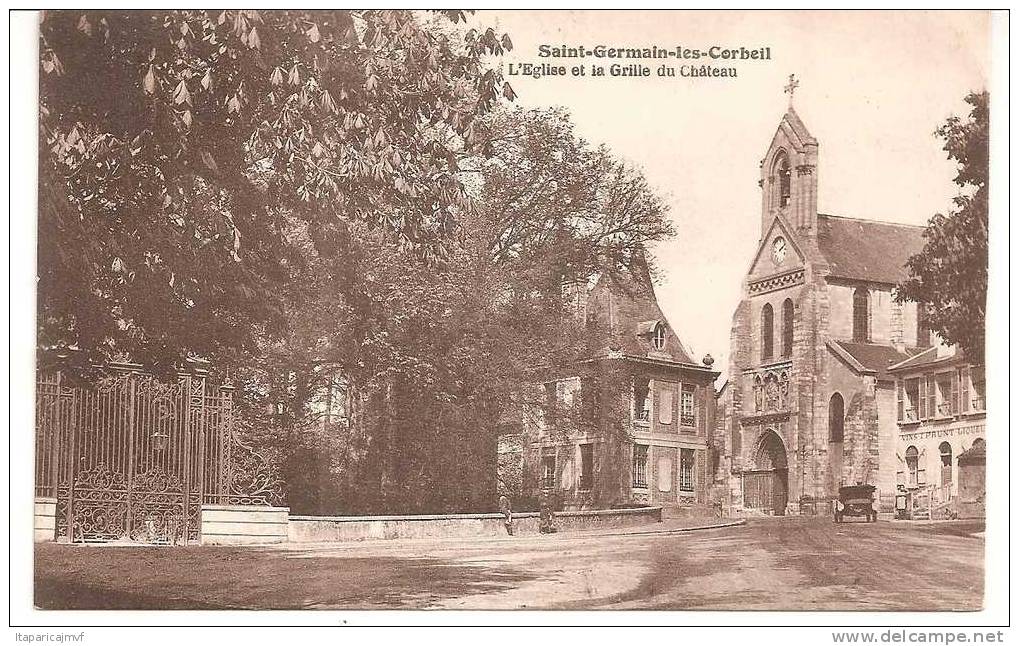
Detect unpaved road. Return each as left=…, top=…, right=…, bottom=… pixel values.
left=34, top=517, right=983, bottom=610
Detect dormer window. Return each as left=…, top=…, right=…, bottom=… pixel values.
left=652, top=323, right=666, bottom=350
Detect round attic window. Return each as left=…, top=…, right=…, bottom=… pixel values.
left=652, top=323, right=666, bottom=350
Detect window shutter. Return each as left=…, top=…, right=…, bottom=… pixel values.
left=659, top=389, right=673, bottom=425
left=926, top=375, right=936, bottom=420
left=696, top=449, right=706, bottom=502
left=921, top=377, right=929, bottom=417
left=567, top=378, right=579, bottom=408
left=693, top=388, right=699, bottom=428
left=960, top=366, right=970, bottom=413
left=657, top=456, right=672, bottom=492
left=896, top=381, right=904, bottom=421
left=950, top=371, right=958, bottom=415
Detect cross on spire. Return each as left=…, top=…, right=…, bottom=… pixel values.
left=784, top=74, right=800, bottom=107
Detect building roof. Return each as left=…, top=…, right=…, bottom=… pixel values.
left=827, top=340, right=913, bottom=382
left=816, top=214, right=926, bottom=285
left=888, top=345, right=969, bottom=373
left=585, top=249, right=698, bottom=366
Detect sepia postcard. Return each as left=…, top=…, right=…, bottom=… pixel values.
left=10, top=6, right=1008, bottom=638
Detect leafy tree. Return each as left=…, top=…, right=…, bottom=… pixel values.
left=896, top=91, right=988, bottom=365
left=38, top=10, right=512, bottom=374
left=37, top=11, right=675, bottom=515
left=255, top=107, right=675, bottom=514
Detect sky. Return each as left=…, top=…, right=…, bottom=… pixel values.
left=477, top=10, right=991, bottom=380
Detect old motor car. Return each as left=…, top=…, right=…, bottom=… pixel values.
left=834, top=484, right=877, bottom=523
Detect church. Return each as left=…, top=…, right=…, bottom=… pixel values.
left=717, top=95, right=931, bottom=516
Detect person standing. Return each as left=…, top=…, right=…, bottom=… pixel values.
left=539, top=491, right=557, bottom=534
left=498, top=494, right=513, bottom=536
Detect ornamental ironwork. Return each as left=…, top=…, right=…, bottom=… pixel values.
left=35, top=365, right=284, bottom=545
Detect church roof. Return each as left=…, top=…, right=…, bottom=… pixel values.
left=827, top=340, right=913, bottom=382
left=816, top=214, right=926, bottom=285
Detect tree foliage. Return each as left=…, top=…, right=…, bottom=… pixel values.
left=896, top=91, right=988, bottom=365
left=252, top=107, right=674, bottom=514
left=38, top=9, right=675, bottom=514
left=38, top=9, right=512, bottom=373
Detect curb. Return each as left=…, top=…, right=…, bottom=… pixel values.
left=587, top=518, right=747, bottom=538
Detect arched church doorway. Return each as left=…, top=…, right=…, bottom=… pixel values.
left=743, top=430, right=789, bottom=516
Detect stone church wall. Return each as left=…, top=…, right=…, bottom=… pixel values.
left=842, top=387, right=879, bottom=487
left=826, top=282, right=905, bottom=346
left=874, top=383, right=899, bottom=511
left=901, top=300, right=921, bottom=347
left=828, top=283, right=854, bottom=340
left=800, top=280, right=830, bottom=502
left=730, top=301, right=752, bottom=368
left=870, top=290, right=894, bottom=344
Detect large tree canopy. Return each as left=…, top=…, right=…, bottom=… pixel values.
left=38, top=9, right=513, bottom=373
left=37, top=11, right=676, bottom=514
left=244, top=107, right=676, bottom=514
left=896, top=91, right=988, bottom=365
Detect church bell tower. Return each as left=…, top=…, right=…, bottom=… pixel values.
left=759, top=75, right=819, bottom=241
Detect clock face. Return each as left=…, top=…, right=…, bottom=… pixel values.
left=772, top=237, right=787, bottom=264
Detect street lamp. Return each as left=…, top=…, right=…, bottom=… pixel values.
left=152, top=399, right=173, bottom=452
left=152, top=430, right=170, bottom=452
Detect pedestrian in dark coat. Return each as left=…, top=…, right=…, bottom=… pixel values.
left=539, top=491, right=557, bottom=534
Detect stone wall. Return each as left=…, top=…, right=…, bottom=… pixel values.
left=874, top=384, right=900, bottom=511
left=728, top=278, right=822, bottom=513
left=870, top=290, right=894, bottom=345
left=200, top=505, right=290, bottom=545
left=34, top=497, right=57, bottom=543
left=957, top=460, right=986, bottom=519
left=828, top=283, right=854, bottom=340
left=288, top=506, right=663, bottom=543
left=842, top=389, right=879, bottom=486
left=827, top=282, right=917, bottom=346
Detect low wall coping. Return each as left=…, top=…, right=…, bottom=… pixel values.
left=289, top=506, right=662, bottom=523
left=201, top=504, right=290, bottom=512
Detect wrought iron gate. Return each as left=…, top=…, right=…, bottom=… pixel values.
left=35, top=365, right=282, bottom=544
